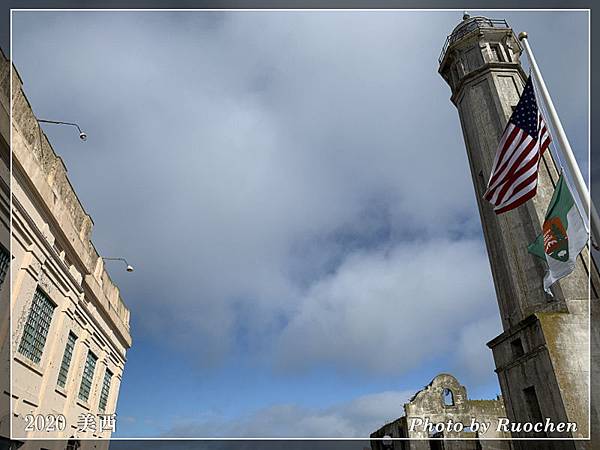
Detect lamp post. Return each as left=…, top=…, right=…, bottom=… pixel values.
left=38, top=119, right=87, bottom=141
left=102, top=257, right=134, bottom=273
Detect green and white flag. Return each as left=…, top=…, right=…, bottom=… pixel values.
left=528, top=174, right=588, bottom=294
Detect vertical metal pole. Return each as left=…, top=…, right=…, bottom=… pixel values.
left=519, top=32, right=600, bottom=249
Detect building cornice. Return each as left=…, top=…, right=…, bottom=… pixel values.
left=7, top=63, right=131, bottom=347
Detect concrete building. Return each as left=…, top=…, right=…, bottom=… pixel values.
left=370, top=373, right=511, bottom=450
left=438, top=14, right=600, bottom=449
left=0, top=49, right=132, bottom=449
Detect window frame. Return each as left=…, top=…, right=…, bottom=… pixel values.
left=442, top=388, right=455, bottom=406
left=57, top=332, right=77, bottom=388
left=17, top=287, right=56, bottom=364
left=98, top=368, right=113, bottom=412
left=78, top=350, right=98, bottom=402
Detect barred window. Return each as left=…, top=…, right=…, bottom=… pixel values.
left=17, top=288, right=55, bottom=363
left=0, top=245, right=9, bottom=289
left=57, top=332, right=77, bottom=388
left=78, top=350, right=97, bottom=402
left=98, top=368, right=113, bottom=412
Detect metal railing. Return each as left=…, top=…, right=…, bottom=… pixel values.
left=439, top=17, right=510, bottom=64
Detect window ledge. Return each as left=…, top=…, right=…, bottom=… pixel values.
left=76, top=399, right=91, bottom=411
left=55, top=386, right=68, bottom=398
left=14, top=353, right=44, bottom=376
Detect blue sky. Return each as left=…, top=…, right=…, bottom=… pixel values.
left=11, top=10, right=589, bottom=438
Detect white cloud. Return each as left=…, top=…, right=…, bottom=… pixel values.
left=12, top=11, right=480, bottom=368
left=10, top=11, right=588, bottom=380
left=274, top=238, right=496, bottom=374
left=453, top=315, right=503, bottom=385
left=11, top=10, right=591, bottom=439
left=164, top=389, right=412, bottom=437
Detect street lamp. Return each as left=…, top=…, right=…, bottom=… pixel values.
left=38, top=119, right=87, bottom=141
left=102, top=257, right=134, bottom=273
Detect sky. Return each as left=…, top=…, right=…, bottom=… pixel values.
left=11, top=10, right=589, bottom=438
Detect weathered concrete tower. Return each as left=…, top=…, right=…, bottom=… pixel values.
left=439, top=14, right=600, bottom=449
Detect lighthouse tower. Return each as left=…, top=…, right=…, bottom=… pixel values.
left=438, top=13, right=599, bottom=447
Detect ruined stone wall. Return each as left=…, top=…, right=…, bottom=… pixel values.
left=370, top=374, right=511, bottom=450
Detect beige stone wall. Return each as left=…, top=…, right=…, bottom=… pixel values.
left=0, top=47, right=12, bottom=449
left=0, top=47, right=131, bottom=449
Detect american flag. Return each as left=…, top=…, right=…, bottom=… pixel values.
left=484, top=76, right=551, bottom=214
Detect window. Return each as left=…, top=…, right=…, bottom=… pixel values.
left=0, top=244, right=9, bottom=289
left=78, top=350, right=97, bottom=402
left=57, top=332, right=77, bottom=388
left=18, top=288, right=55, bottom=363
left=511, top=338, right=525, bottom=359
left=443, top=388, right=455, bottom=406
left=98, top=368, right=113, bottom=412
left=523, top=386, right=543, bottom=423
left=477, top=170, right=487, bottom=193
left=490, top=43, right=505, bottom=62
left=464, top=47, right=481, bottom=72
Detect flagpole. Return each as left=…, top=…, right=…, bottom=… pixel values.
left=518, top=31, right=600, bottom=249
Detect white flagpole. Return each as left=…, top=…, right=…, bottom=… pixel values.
left=518, top=31, right=600, bottom=250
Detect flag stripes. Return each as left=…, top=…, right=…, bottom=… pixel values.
left=483, top=76, right=551, bottom=214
